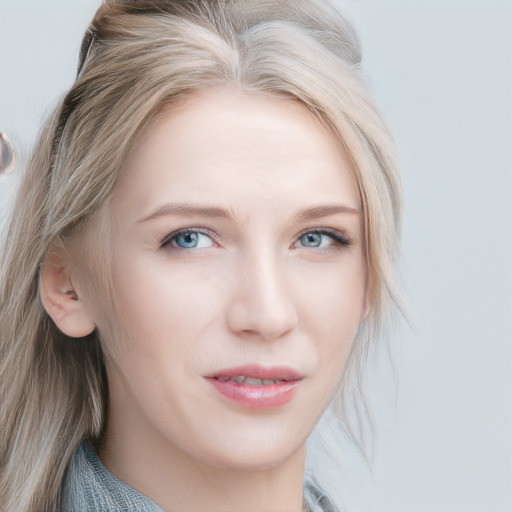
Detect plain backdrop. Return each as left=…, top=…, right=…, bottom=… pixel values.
left=1, top=1, right=511, bottom=511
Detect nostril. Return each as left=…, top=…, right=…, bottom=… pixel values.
left=227, top=298, right=299, bottom=342
left=0, top=133, right=16, bottom=175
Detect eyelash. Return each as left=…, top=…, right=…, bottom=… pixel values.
left=159, top=227, right=351, bottom=251
left=160, top=227, right=219, bottom=250
left=293, top=229, right=351, bottom=251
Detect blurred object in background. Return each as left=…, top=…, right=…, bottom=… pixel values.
left=0, top=133, right=15, bottom=174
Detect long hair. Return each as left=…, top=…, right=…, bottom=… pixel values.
left=0, top=1, right=402, bottom=510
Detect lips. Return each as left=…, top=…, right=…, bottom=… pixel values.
left=205, top=365, right=303, bottom=409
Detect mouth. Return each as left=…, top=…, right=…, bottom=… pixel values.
left=205, top=365, right=303, bottom=409
left=216, top=375, right=292, bottom=385
left=207, top=364, right=303, bottom=381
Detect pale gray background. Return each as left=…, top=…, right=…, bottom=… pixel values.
left=1, top=1, right=511, bottom=511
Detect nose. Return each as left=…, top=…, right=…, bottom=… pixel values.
left=226, top=249, right=299, bottom=341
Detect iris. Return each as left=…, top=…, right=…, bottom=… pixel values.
left=299, top=232, right=324, bottom=248
left=173, top=231, right=213, bottom=249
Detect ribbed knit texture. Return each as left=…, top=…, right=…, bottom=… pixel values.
left=61, top=441, right=164, bottom=512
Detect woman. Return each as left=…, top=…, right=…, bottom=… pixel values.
left=0, top=0, right=402, bottom=511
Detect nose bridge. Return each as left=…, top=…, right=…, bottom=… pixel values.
left=226, top=241, right=298, bottom=341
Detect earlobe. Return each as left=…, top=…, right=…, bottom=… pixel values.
left=39, top=255, right=96, bottom=338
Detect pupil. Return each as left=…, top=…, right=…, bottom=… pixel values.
left=178, top=232, right=198, bottom=247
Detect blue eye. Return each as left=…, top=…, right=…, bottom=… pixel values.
left=297, top=230, right=350, bottom=250
left=299, top=232, right=324, bottom=248
left=162, top=230, right=214, bottom=250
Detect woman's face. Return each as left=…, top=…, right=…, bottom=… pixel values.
left=96, top=88, right=367, bottom=471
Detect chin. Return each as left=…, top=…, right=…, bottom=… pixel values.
left=205, top=446, right=305, bottom=473
left=192, top=423, right=309, bottom=473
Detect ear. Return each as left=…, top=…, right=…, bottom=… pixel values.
left=39, top=250, right=96, bottom=338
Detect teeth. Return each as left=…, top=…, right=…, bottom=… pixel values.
left=244, top=377, right=264, bottom=386
left=216, top=376, right=282, bottom=385
left=241, top=377, right=280, bottom=385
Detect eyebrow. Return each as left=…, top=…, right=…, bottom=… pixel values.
left=294, top=204, right=360, bottom=222
left=138, top=202, right=359, bottom=224
left=139, top=203, right=232, bottom=223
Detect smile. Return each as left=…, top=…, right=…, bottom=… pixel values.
left=205, top=365, right=303, bottom=409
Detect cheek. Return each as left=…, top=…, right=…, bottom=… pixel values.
left=299, top=255, right=366, bottom=315
left=294, top=256, right=366, bottom=364
left=106, top=255, right=222, bottom=360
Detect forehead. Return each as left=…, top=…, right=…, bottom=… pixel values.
left=113, top=88, right=360, bottom=221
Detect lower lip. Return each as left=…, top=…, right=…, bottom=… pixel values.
left=205, top=378, right=300, bottom=409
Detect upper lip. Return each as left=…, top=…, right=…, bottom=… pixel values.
left=206, top=364, right=304, bottom=381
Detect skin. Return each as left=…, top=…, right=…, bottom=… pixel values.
left=42, top=88, right=368, bottom=512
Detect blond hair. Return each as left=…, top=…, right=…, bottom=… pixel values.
left=0, top=1, right=401, bottom=510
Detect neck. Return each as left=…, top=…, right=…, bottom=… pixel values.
left=99, top=430, right=306, bottom=512
left=98, top=389, right=307, bottom=512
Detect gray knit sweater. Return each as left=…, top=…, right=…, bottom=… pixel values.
left=61, top=441, right=163, bottom=511
left=61, top=441, right=335, bottom=512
